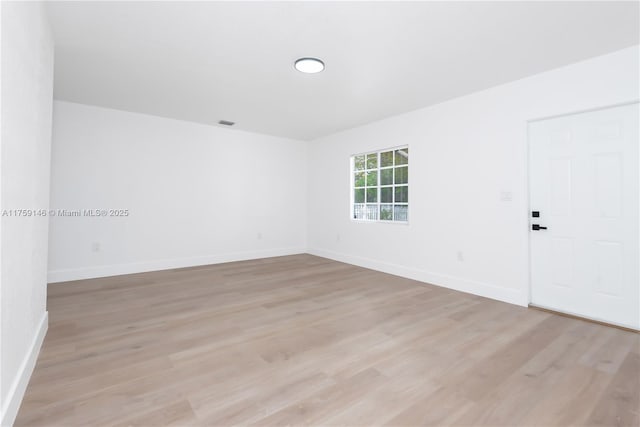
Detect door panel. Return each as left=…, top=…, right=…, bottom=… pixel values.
left=594, top=240, right=623, bottom=296
left=594, top=153, right=622, bottom=217
left=529, top=103, right=639, bottom=329
left=549, top=157, right=572, bottom=216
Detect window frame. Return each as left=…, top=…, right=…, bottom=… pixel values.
left=350, top=145, right=409, bottom=224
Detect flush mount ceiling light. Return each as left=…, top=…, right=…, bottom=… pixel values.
left=294, top=57, right=325, bottom=74
left=218, top=120, right=235, bottom=126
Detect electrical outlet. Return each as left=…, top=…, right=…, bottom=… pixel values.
left=457, top=251, right=464, bottom=262
left=500, top=191, right=513, bottom=202
left=336, top=233, right=341, bottom=242
left=92, top=242, right=100, bottom=252
left=257, top=232, right=262, bottom=240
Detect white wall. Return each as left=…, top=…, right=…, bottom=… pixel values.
left=0, top=2, right=54, bottom=425
left=48, top=101, right=307, bottom=282
left=307, top=46, right=639, bottom=307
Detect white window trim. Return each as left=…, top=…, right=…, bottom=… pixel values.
left=350, top=145, right=409, bottom=224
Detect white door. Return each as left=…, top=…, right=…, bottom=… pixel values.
left=529, top=103, right=639, bottom=330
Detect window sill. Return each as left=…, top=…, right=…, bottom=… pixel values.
left=350, top=219, right=410, bottom=225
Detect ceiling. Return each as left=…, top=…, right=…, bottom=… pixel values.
left=46, top=1, right=639, bottom=141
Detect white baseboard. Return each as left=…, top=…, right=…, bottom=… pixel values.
left=307, top=248, right=528, bottom=307
left=49, top=246, right=527, bottom=306
left=0, top=312, right=48, bottom=427
left=48, top=247, right=306, bottom=283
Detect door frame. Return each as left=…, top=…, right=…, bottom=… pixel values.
left=525, top=100, right=640, bottom=325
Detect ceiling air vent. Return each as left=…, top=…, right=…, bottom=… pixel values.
left=218, top=120, right=235, bottom=126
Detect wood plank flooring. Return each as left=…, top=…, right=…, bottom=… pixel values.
left=15, top=254, right=640, bottom=426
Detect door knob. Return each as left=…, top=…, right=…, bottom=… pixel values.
left=532, top=224, right=548, bottom=230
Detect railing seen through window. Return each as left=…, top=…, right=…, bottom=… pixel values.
left=352, top=147, right=408, bottom=222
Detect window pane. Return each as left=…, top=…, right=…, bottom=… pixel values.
left=354, top=188, right=365, bottom=203
left=353, top=203, right=366, bottom=219
left=394, top=205, right=408, bottom=221
left=354, top=155, right=366, bottom=170
left=366, top=188, right=377, bottom=203
left=380, top=187, right=392, bottom=203
left=395, top=186, right=408, bottom=203
left=367, top=153, right=378, bottom=169
left=380, top=204, right=393, bottom=220
left=366, top=171, right=378, bottom=186
left=366, top=204, right=379, bottom=220
left=354, top=172, right=365, bottom=187
left=380, top=151, right=393, bottom=167
left=394, top=166, right=408, bottom=184
left=380, top=168, right=393, bottom=185
left=395, top=148, right=408, bottom=165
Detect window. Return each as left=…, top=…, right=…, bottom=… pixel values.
left=351, top=147, right=408, bottom=222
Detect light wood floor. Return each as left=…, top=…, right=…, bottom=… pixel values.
left=16, top=254, right=640, bottom=426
